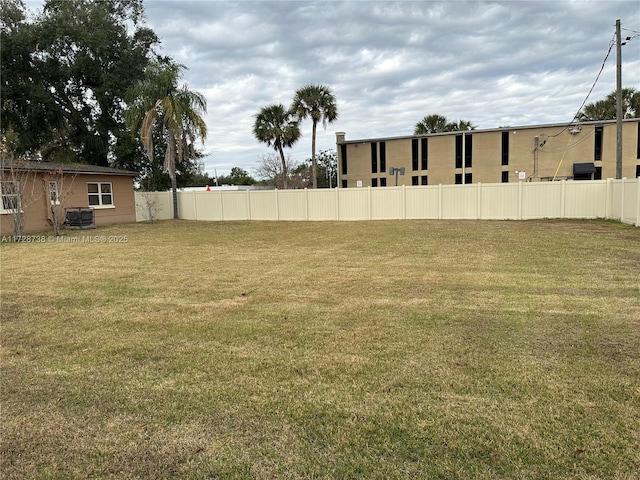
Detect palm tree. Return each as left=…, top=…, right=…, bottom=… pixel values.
left=577, top=88, right=639, bottom=121
left=291, top=84, right=338, bottom=189
left=126, top=60, right=207, bottom=218
left=414, top=114, right=475, bottom=135
left=252, top=104, right=300, bottom=189
left=414, top=114, right=449, bottom=134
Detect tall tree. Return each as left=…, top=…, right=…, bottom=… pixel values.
left=291, top=85, right=338, bottom=189
left=577, top=88, right=639, bottom=121
left=414, top=114, right=476, bottom=135
left=126, top=60, right=207, bottom=218
left=1, top=0, right=159, bottom=166
left=252, top=104, right=301, bottom=190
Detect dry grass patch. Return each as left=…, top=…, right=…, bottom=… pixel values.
left=1, top=219, right=639, bottom=479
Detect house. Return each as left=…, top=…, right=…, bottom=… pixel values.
left=1, top=160, right=137, bottom=235
left=336, top=118, right=640, bottom=188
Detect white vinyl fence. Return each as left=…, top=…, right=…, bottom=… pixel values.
left=136, top=178, right=640, bottom=226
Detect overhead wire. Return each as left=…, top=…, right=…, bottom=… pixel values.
left=543, top=32, right=617, bottom=140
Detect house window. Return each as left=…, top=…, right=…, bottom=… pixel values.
left=49, top=182, right=60, bottom=205
left=412, top=139, right=419, bottom=171
left=594, top=126, right=603, bottom=161
left=1, top=181, right=20, bottom=213
left=421, top=138, right=428, bottom=170
left=502, top=171, right=509, bottom=183
left=340, top=144, right=348, bottom=175
left=372, top=178, right=378, bottom=187
left=421, top=175, right=428, bottom=185
left=88, top=182, right=113, bottom=207
left=371, top=142, right=378, bottom=173
left=501, top=131, right=509, bottom=165
left=411, top=176, right=419, bottom=186
left=379, top=142, right=386, bottom=173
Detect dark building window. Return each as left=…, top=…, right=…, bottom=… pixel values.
left=371, top=142, right=378, bottom=173
left=341, top=179, right=348, bottom=188
left=637, top=123, right=640, bottom=159
left=421, top=175, right=428, bottom=185
left=594, top=126, right=603, bottom=161
left=421, top=138, right=428, bottom=170
left=340, top=144, right=348, bottom=174
left=465, top=134, right=473, bottom=168
left=502, top=171, right=509, bottom=183
left=502, top=131, right=510, bottom=165
left=455, top=173, right=462, bottom=184
left=465, top=173, right=472, bottom=184
left=455, top=135, right=463, bottom=168
left=412, top=176, right=419, bottom=185
left=636, top=165, right=640, bottom=178
left=380, top=177, right=387, bottom=187
left=372, top=178, right=378, bottom=187
left=594, top=167, right=602, bottom=180
left=380, top=142, right=386, bottom=173
left=412, top=139, right=419, bottom=170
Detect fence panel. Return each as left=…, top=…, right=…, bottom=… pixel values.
left=278, top=190, right=309, bottom=220
left=405, top=186, right=440, bottom=219
left=249, top=190, right=278, bottom=220
left=441, top=184, right=477, bottom=219
left=308, top=189, right=338, bottom=220
left=479, top=183, right=519, bottom=220
left=337, top=188, right=369, bottom=220
left=621, top=178, right=640, bottom=226
left=371, top=187, right=403, bottom=220
left=135, top=191, right=173, bottom=222
left=564, top=181, right=607, bottom=218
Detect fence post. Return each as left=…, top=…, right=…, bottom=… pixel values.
left=518, top=181, right=523, bottom=220
left=274, top=189, right=279, bottom=221
left=561, top=180, right=566, bottom=219
left=438, top=184, right=443, bottom=219
left=368, top=186, right=372, bottom=220
left=402, top=185, right=406, bottom=219
left=246, top=189, right=251, bottom=220
left=605, top=178, right=612, bottom=220
left=305, top=188, right=309, bottom=221
left=192, top=191, right=198, bottom=220
left=477, top=183, right=482, bottom=220
left=336, top=186, right=340, bottom=220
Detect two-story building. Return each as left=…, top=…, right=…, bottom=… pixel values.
left=336, top=119, right=640, bottom=188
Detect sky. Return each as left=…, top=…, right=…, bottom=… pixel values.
left=26, top=1, right=640, bottom=178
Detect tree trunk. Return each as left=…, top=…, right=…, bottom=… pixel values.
left=170, top=171, right=179, bottom=219
left=311, top=121, right=318, bottom=189
left=278, top=146, right=288, bottom=189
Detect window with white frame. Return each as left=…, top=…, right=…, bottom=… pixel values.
left=1, top=181, right=20, bottom=214
left=87, top=182, right=113, bottom=207
left=49, top=181, right=60, bottom=205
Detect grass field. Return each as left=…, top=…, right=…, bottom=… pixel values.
left=1, top=219, right=639, bottom=479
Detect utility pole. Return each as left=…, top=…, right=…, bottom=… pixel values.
left=616, top=19, right=622, bottom=179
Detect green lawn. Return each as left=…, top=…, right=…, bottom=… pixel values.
left=1, top=219, right=639, bottom=479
